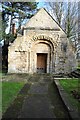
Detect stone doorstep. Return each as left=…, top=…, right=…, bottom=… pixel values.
left=54, top=80, right=80, bottom=120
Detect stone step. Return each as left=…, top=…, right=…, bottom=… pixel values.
left=74, top=70, right=80, bottom=76
left=67, top=74, right=74, bottom=78
left=72, top=72, right=80, bottom=78
left=68, top=72, right=80, bottom=78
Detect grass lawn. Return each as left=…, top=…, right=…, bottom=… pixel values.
left=2, top=81, right=25, bottom=114
left=59, top=79, right=80, bottom=111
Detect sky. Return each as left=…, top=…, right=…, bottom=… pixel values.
left=2, top=1, right=78, bottom=34
left=37, top=2, right=45, bottom=9
left=36, top=0, right=79, bottom=2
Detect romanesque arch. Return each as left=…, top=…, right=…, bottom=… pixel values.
left=29, top=35, right=56, bottom=73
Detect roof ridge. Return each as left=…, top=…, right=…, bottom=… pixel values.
left=42, top=8, right=66, bottom=35
left=23, top=7, right=66, bottom=35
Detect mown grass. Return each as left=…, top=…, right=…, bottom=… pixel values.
left=59, top=79, right=80, bottom=111
left=2, top=81, right=25, bottom=114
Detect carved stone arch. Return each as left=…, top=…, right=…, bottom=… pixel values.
left=31, top=40, right=54, bottom=53
left=29, top=35, right=55, bottom=73
left=31, top=35, right=57, bottom=48
left=31, top=35, right=57, bottom=54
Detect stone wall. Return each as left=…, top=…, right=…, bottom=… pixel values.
left=8, top=8, right=76, bottom=74
left=8, top=29, right=76, bottom=74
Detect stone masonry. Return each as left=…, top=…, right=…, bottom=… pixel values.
left=8, top=8, right=76, bottom=74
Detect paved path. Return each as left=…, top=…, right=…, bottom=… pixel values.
left=2, top=74, right=70, bottom=119
left=18, top=75, right=56, bottom=118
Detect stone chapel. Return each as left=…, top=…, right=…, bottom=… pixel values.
left=8, top=8, right=76, bottom=74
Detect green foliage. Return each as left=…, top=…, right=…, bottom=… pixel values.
left=6, top=33, right=17, bottom=43
left=1, top=2, right=38, bottom=42
left=60, top=79, right=79, bottom=92
left=2, top=81, right=25, bottom=113
left=59, top=79, right=80, bottom=110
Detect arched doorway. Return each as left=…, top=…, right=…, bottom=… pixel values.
left=34, top=42, right=50, bottom=73
left=31, top=39, right=54, bottom=74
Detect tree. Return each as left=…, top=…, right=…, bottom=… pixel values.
left=46, top=1, right=78, bottom=58
left=77, top=1, right=80, bottom=59
left=1, top=1, right=38, bottom=72
left=63, top=2, right=78, bottom=38
left=47, top=1, right=78, bottom=38
left=48, top=1, right=64, bottom=26
left=1, top=2, right=38, bottom=42
left=63, top=2, right=78, bottom=58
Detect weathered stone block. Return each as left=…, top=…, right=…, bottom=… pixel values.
left=8, top=8, right=76, bottom=74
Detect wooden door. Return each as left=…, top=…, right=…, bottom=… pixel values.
left=37, top=53, right=47, bottom=73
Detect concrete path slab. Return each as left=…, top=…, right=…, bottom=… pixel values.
left=18, top=95, right=55, bottom=118
left=18, top=75, right=56, bottom=118
left=28, top=82, right=48, bottom=94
